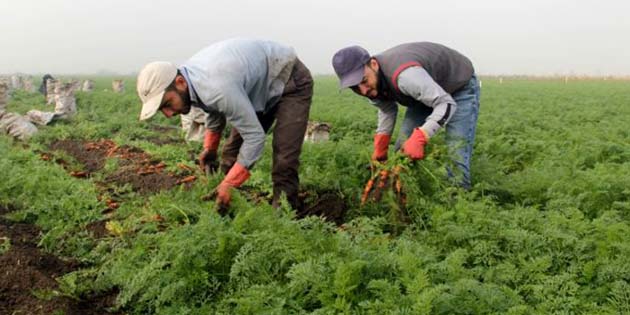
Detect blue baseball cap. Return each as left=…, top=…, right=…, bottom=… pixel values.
left=332, top=45, right=370, bottom=89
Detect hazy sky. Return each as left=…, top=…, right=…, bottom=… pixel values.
left=1, top=0, right=629, bottom=76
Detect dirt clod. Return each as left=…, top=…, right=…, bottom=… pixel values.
left=297, top=191, right=347, bottom=225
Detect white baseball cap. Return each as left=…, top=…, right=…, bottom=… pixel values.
left=136, top=61, right=177, bottom=120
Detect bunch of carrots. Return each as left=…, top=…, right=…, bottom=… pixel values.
left=361, top=162, right=406, bottom=207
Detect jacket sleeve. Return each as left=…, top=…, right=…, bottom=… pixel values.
left=204, top=109, right=226, bottom=133
left=397, top=66, right=457, bottom=137
left=370, top=99, right=398, bottom=135
left=213, top=86, right=265, bottom=169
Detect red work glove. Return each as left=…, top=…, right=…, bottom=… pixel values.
left=402, top=127, right=429, bottom=160
left=372, top=133, right=391, bottom=162
left=215, top=162, right=250, bottom=207
left=199, top=130, right=221, bottom=173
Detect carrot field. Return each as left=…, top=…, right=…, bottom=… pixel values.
left=1, top=77, right=629, bottom=314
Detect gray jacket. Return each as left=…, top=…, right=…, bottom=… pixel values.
left=371, top=42, right=474, bottom=137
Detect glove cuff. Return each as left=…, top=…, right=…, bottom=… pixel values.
left=203, top=130, right=221, bottom=151
left=222, top=162, right=250, bottom=188
left=413, top=127, right=429, bottom=144
left=374, top=133, right=391, bottom=150
left=372, top=133, right=391, bottom=160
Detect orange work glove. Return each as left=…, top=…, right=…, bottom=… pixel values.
left=199, top=130, right=221, bottom=173
left=372, top=133, right=391, bottom=162
left=402, top=127, right=428, bottom=160
left=215, top=162, right=250, bottom=207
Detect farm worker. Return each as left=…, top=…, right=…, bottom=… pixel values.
left=332, top=42, right=480, bottom=189
left=38, top=74, right=54, bottom=96
left=136, top=38, right=313, bottom=209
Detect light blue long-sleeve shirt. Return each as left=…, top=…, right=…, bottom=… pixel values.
left=180, top=38, right=297, bottom=168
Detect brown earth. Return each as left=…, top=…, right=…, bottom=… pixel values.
left=238, top=189, right=348, bottom=225
left=104, top=166, right=182, bottom=195
left=47, top=139, right=195, bottom=195
left=0, top=205, right=120, bottom=315
left=49, top=139, right=112, bottom=173
left=85, top=220, right=109, bottom=239
left=296, top=191, right=347, bottom=226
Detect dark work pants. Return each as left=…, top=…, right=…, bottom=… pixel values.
left=220, top=59, right=313, bottom=208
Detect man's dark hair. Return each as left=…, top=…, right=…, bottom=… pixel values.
left=165, top=69, right=182, bottom=92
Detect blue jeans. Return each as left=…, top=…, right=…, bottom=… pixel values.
left=394, top=74, right=481, bottom=189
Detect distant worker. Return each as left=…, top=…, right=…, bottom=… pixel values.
left=136, top=38, right=313, bottom=209
left=332, top=42, right=480, bottom=189
left=38, top=74, right=54, bottom=96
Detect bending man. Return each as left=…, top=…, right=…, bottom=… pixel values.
left=332, top=42, right=480, bottom=189
left=137, top=38, right=313, bottom=208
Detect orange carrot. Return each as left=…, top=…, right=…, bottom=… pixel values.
left=137, top=169, right=155, bottom=175
left=177, top=163, right=194, bottom=172
left=361, top=177, right=376, bottom=205
left=377, top=170, right=389, bottom=189
left=70, top=171, right=88, bottom=178
left=176, top=175, right=197, bottom=185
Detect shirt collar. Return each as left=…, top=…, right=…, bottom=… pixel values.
left=178, top=66, right=203, bottom=106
